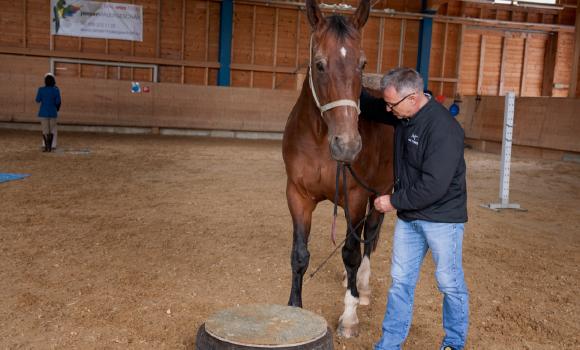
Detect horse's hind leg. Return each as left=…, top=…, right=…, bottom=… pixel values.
left=358, top=200, right=384, bottom=306
left=286, top=183, right=315, bottom=308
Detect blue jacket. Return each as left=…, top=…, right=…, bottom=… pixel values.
left=36, top=86, right=61, bottom=118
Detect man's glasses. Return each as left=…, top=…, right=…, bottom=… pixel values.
left=385, top=92, right=415, bottom=110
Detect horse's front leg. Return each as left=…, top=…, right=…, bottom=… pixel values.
left=342, top=197, right=384, bottom=305
left=287, top=182, right=315, bottom=308
left=358, top=197, right=384, bottom=306
left=337, top=200, right=366, bottom=338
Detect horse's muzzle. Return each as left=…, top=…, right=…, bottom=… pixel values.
left=330, top=134, right=362, bottom=163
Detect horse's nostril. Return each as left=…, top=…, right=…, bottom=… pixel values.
left=332, top=136, right=342, bottom=150
left=332, top=135, right=362, bottom=162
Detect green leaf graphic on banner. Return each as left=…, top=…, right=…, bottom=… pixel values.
left=52, top=0, right=81, bottom=33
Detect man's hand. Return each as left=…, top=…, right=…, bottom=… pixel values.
left=374, top=195, right=396, bottom=213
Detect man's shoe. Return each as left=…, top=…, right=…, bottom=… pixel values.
left=42, top=135, right=49, bottom=152
left=441, top=346, right=457, bottom=350
left=47, top=133, right=53, bottom=152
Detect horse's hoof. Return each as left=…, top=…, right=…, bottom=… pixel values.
left=337, top=322, right=359, bottom=338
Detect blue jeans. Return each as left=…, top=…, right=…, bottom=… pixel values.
left=375, top=219, right=469, bottom=350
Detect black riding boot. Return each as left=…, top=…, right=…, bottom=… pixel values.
left=47, top=133, right=54, bottom=152
left=42, top=134, right=49, bottom=152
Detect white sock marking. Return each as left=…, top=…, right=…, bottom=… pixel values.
left=357, top=256, right=371, bottom=290
left=339, top=289, right=359, bottom=326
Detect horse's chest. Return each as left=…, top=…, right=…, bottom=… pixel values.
left=292, top=158, right=336, bottom=198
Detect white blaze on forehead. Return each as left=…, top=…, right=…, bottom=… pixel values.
left=340, top=47, right=347, bottom=58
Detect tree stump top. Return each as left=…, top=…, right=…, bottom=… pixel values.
left=204, top=304, right=328, bottom=348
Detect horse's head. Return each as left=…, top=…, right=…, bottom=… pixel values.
left=306, top=0, right=370, bottom=163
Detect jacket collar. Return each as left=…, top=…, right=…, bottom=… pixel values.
left=401, top=94, right=434, bottom=126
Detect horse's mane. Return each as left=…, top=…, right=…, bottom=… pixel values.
left=324, top=15, right=358, bottom=41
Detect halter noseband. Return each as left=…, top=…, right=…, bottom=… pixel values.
left=308, top=35, right=361, bottom=117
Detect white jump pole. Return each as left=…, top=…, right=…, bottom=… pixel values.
left=482, top=91, right=526, bottom=211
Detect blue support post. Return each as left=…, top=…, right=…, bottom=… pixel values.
left=416, top=4, right=435, bottom=91
left=217, top=0, right=233, bottom=86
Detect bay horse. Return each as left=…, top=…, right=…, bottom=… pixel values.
left=282, top=0, right=394, bottom=338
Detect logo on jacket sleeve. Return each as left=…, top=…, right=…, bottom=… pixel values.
left=408, top=133, right=419, bottom=146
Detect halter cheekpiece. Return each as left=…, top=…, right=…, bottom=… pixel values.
left=308, top=34, right=361, bottom=116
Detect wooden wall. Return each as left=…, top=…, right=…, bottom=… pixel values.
left=1, top=0, right=576, bottom=97
left=428, top=21, right=462, bottom=97
left=1, top=54, right=578, bottom=158
left=228, top=1, right=425, bottom=90
left=0, top=55, right=297, bottom=132
left=457, top=29, right=577, bottom=97
left=0, top=0, right=222, bottom=85
left=458, top=95, right=580, bottom=159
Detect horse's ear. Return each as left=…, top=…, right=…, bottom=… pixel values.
left=351, top=0, right=371, bottom=30
left=306, top=0, right=324, bottom=30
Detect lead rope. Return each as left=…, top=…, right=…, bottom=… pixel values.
left=330, top=162, right=342, bottom=245
left=307, top=162, right=394, bottom=282
left=341, top=163, right=386, bottom=245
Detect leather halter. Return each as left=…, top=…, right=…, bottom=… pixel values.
left=308, top=34, right=361, bottom=116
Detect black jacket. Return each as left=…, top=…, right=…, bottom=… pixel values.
left=360, top=89, right=467, bottom=223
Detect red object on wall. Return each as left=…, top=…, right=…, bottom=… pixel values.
left=435, top=95, right=445, bottom=103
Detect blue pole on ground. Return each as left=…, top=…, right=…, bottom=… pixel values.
left=217, top=0, right=233, bottom=86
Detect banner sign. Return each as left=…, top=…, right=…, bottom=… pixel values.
left=51, top=1, right=143, bottom=41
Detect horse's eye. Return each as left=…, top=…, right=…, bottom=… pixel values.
left=316, top=61, right=325, bottom=73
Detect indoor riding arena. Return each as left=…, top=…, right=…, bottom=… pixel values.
left=1, top=1, right=579, bottom=349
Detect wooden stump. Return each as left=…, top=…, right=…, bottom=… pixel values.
left=196, top=304, right=333, bottom=349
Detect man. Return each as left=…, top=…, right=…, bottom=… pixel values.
left=360, top=68, right=469, bottom=350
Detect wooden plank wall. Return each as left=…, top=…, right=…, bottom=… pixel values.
left=573, top=1, right=580, bottom=96
left=0, top=56, right=297, bottom=132
left=428, top=21, right=462, bottom=97
left=458, top=95, right=580, bottom=159
left=3, top=54, right=577, bottom=158
left=229, top=1, right=424, bottom=90
left=0, top=0, right=221, bottom=85
left=0, top=0, right=577, bottom=97
left=458, top=28, right=576, bottom=97
left=1, top=52, right=578, bottom=165
left=552, top=32, right=575, bottom=97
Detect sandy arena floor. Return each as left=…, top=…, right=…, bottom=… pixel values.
left=0, top=129, right=578, bottom=349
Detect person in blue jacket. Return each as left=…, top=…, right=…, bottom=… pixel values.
left=360, top=68, right=469, bottom=350
left=35, top=73, right=61, bottom=152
